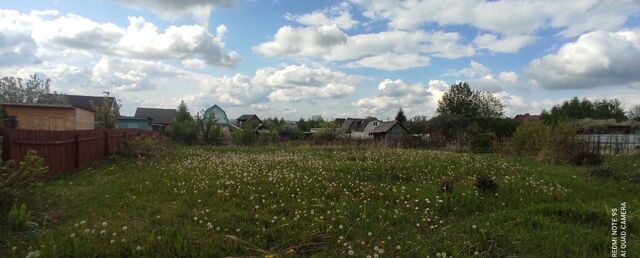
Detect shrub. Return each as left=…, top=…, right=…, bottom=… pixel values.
left=122, top=134, right=172, bottom=159
left=233, top=128, right=257, bottom=146
left=584, top=166, right=614, bottom=178
left=1, top=150, right=47, bottom=213
left=470, top=133, right=497, bottom=153
left=572, top=151, right=603, bottom=166
left=7, top=203, right=37, bottom=231
left=166, top=119, right=198, bottom=145
left=506, top=121, right=579, bottom=163
left=474, top=175, right=498, bottom=193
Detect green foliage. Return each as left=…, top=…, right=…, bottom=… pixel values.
left=122, top=135, right=172, bottom=159
left=1, top=150, right=47, bottom=214
left=426, top=114, right=477, bottom=145
left=7, top=203, right=37, bottom=231
left=405, top=116, right=428, bottom=134
left=507, top=121, right=579, bottom=163
left=437, top=82, right=504, bottom=120
left=628, top=104, right=640, bottom=121
left=92, top=92, right=119, bottom=129
left=296, top=118, right=310, bottom=132
left=474, top=174, right=498, bottom=193
left=167, top=101, right=198, bottom=144
left=541, top=97, right=628, bottom=124
left=233, top=127, right=257, bottom=145
left=395, top=108, right=407, bottom=123
left=477, top=118, right=520, bottom=140
left=263, top=117, right=287, bottom=132
left=0, top=74, right=66, bottom=104
left=278, top=124, right=302, bottom=140
left=470, top=133, right=497, bottom=153
left=199, top=113, right=224, bottom=145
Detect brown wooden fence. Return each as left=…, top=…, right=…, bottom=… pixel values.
left=1, top=128, right=160, bottom=178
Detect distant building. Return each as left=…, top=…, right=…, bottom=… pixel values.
left=134, top=107, right=177, bottom=131
left=336, top=117, right=382, bottom=139
left=0, top=102, right=94, bottom=131
left=370, top=120, right=409, bottom=147
left=203, top=105, right=230, bottom=125
left=514, top=113, right=540, bottom=122
left=117, top=116, right=152, bottom=130
left=236, top=114, right=262, bottom=128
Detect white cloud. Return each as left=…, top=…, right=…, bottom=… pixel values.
left=350, top=0, right=638, bottom=37
left=255, top=27, right=473, bottom=70
left=473, top=34, right=536, bottom=53
left=113, top=0, right=236, bottom=25
left=0, top=9, right=240, bottom=68
left=354, top=79, right=432, bottom=116
left=285, top=2, right=359, bottom=29
left=345, top=53, right=429, bottom=71
left=527, top=29, right=640, bottom=89
left=444, top=60, right=519, bottom=92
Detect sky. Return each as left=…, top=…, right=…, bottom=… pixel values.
left=1, top=0, right=640, bottom=120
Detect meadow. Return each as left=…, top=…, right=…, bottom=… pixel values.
left=1, top=146, right=638, bottom=257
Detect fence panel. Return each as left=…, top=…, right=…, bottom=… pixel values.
left=1, top=128, right=159, bottom=179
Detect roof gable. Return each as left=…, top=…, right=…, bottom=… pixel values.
left=371, top=121, right=407, bottom=134
left=40, top=94, right=115, bottom=112
left=134, top=107, right=177, bottom=124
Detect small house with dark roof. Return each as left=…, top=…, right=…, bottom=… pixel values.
left=236, top=114, right=262, bottom=128
left=370, top=120, right=409, bottom=146
left=40, top=94, right=116, bottom=112
left=0, top=102, right=94, bottom=131
left=134, top=107, right=177, bottom=131
left=336, top=117, right=382, bottom=139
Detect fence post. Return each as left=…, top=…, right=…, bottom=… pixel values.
left=74, top=134, right=80, bottom=169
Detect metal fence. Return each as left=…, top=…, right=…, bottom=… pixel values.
left=579, top=134, right=640, bottom=155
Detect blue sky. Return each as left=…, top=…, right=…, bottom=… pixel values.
left=2, top=0, right=640, bottom=120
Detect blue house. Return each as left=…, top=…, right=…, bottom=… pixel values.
left=117, top=116, right=152, bottom=130
left=203, top=104, right=229, bottom=125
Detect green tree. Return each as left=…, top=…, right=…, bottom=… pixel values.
left=541, top=97, right=628, bottom=123
left=395, top=108, right=407, bottom=123
left=167, top=101, right=198, bottom=144
left=202, top=112, right=223, bottom=145
left=628, top=104, right=640, bottom=121
left=437, top=82, right=503, bottom=120
left=0, top=74, right=65, bottom=104
left=296, top=118, right=310, bottom=132
left=92, top=92, right=119, bottom=129
left=405, top=116, right=428, bottom=134
left=176, top=100, right=193, bottom=123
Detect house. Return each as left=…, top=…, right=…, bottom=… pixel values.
left=40, top=94, right=116, bottom=113
left=336, top=117, right=382, bottom=139
left=370, top=120, right=409, bottom=147
left=203, top=104, right=230, bottom=125
left=0, top=102, right=94, bottom=130
left=134, top=107, right=177, bottom=131
left=236, top=114, right=262, bottom=128
left=117, top=116, right=152, bottom=130
left=514, top=113, right=540, bottom=122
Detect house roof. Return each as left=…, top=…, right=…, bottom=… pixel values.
left=40, top=94, right=115, bottom=112
left=134, top=107, right=177, bottom=124
left=371, top=121, right=406, bottom=134
left=514, top=113, right=540, bottom=121
left=0, top=102, right=75, bottom=109
left=237, top=114, right=257, bottom=121
left=339, top=117, right=380, bottom=132
left=118, top=116, right=152, bottom=121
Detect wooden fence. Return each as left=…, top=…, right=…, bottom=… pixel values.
left=1, top=128, right=160, bottom=178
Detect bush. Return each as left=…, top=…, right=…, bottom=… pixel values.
left=7, top=203, right=37, bottom=231
left=506, top=121, right=579, bottom=163
left=470, top=133, right=497, bottom=153
left=122, top=134, right=172, bottom=159
left=166, top=119, right=198, bottom=145
left=474, top=175, right=498, bottom=193
left=233, top=128, right=257, bottom=146
left=572, top=151, right=603, bottom=166
left=1, top=150, right=47, bottom=214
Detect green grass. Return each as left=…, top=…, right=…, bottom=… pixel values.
left=1, top=146, right=639, bottom=257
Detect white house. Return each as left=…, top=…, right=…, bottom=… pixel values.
left=336, top=118, right=382, bottom=139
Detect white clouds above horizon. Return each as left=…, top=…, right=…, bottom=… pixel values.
left=527, top=29, right=640, bottom=89
left=0, top=9, right=240, bottom=68
left=113, top=0, right=236, bottom=25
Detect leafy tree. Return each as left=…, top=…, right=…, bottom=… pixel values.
left=201, top=112, right=223, bottom=145
left=541, top=97, right=627, bottom=123
left=405, top=115, right=429, bottom=134
left=175, top=100, right=193, bottom=123
left=296, top=118, right=310, bottom=132
left=308, top=115, right=327, bottom=128
left=437, top=82, right=503, bottom=120
left=92, top=92, right=119, bottom=129
left=0, top=74, right=65, bottom=104
left=395, top=108, right=407, bottom=123
left=167, top=101, right=197, bottom=144
left=629, top=104, right=640, bottom=121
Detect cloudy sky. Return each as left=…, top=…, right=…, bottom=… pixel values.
left=2, top=0, right=640, bottom=120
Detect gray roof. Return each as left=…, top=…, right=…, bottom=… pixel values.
left=371, top=121, right=406, bottom=134
left=40, top=94, right=115, bottom=111
left=237, top=114, right=256, bottom=121
left=134, top=107, right=177, bottom=124
left=0, top=102, right=75, bottom=109
left=338, top=117, right=379, bottom=132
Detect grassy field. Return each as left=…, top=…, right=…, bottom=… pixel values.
left=1, top=146, right=638, bottom=257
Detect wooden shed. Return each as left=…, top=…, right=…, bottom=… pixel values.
left=370, top=121, right=409, bottom=147
left=0, top=102, right=94, bottom=131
